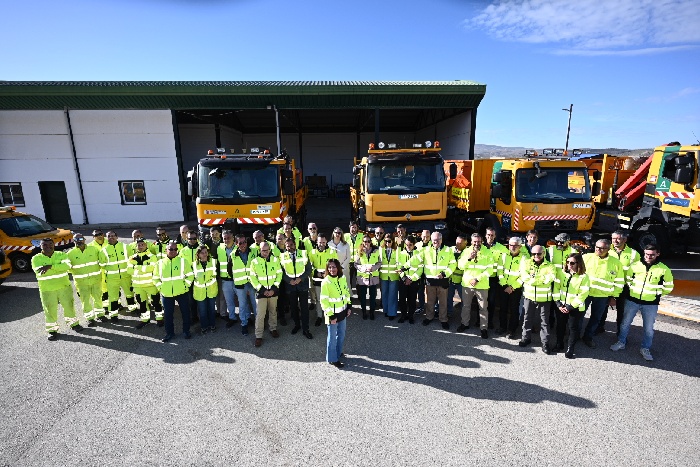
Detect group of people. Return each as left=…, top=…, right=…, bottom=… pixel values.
left=32, top=215, right=674, bottom=367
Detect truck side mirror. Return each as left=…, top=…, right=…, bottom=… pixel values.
left=186, top=168, right=196, bottom=197
left=282, top=179, right=295, bottom=195
left=592, top=181, right=601, bottom=197
left=675, top=166, right=693, bottom=184
left=449, top=163, right=457, bottom=180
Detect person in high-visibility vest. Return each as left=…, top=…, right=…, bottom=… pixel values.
left=128, top=237, right=163, bottom=329
left=497, top=236, right=527, bottom=339
left=396, top=235, right=423, bottom=324
left=98, top=231, right=137, bottom=321
left=518, top=245, right=557, bottom=354
left=66, top=233, right=102, bottom=325
left=217, top=230, right=239, bottom=327
left=581, top=239, right=624, bottom=349
left=249, top=241, right=283, bottom=347
left=229, top=233, right=258, bottom=336
left=321, top=258, right=352, bottom=369
left=553, top=253, right=590, bottom=359
left=192, top=245, right=218, bottom=334
left=599, top=230, right=641, bottom=335
left=378, top=235, right=400, bottom=320
left=32, top=238, right=84, bottom=340
left=344, top=221, right=364, bottom=294
left=180, top=230, right=204, bottom=325
left=273, top=232, right=289, bottom=326
left=149, top=226, right=172, bottom=261
left=415, top=229, right=432, bottom=314
left=484, top=227, right=508, bottom=329
left=446, top=235, right=467, bottom=318
left=309, top=233, right=338, bottom=326
left=153, top=241, right=193, bottom=342
left=88, top=229, right=109, bottom=319
left=421, top=232, right=456, bottom=330
left=303, top=222, right=320, bottom=311
left=328, top=227, right=350, bottom=293
left=355, top=235, right=381, bottom=320
left=280, top=237, right=313, bottom=339
left=457, top=233, right=494, bottom=338
left=610, top=243, right=673, bottom=362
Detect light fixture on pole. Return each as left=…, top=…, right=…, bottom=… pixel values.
left=562, top=104, right=573, bottom=156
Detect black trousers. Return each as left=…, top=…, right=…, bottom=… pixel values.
left=487, top=276, right=499, bottom=327
left=288, top=288, right=310, bottom=332
left=500, top=287, right=523, bottom=334
left=555, top=308, right=583, bottom=349
left=398, top=280, right=419, bottom=319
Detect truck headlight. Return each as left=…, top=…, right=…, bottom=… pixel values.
left=434, top=223, right=447, bottom=230
left=31, top=239, right=43, bottom=248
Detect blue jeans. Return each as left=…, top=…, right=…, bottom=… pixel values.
left=221, top=280, right=238, bottom=321
left=233, top=283, right=257, bottom=326
left=162, top=294, right=191, bottom=336
left=326, top=318, right=347, bottom=363
left=197, top=297, right=216, bottom=330
left=380, top=280, right=399, bottom=316
left=618, top=301, right=658, bottom=350
left=583, top=296, right=609, bottom=340
left=447, top=282, right=462, bottom=315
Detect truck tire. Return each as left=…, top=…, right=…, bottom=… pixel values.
left=635, top=225, right=670, bottom=256
left=11, top=252, right=31, bottom=273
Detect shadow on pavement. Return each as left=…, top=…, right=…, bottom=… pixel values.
left=345, top=357, right=597, bottom=408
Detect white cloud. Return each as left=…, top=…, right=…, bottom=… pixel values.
left=470, top=0, right=700, bottom=54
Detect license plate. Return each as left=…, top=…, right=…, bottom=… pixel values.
left=251, top=210, right=270, bottom=215
left=399, top=194, right=418, bottom=200
left=572, top=203, right=591, bottom=208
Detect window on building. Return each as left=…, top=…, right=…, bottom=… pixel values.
left=0, top=183, right=25, bottom=207
left=119, top=180, right=147, bottom=205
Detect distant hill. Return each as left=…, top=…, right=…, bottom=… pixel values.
left=474, top=144, right=652, bottom=159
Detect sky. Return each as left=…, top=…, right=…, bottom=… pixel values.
left=1, top=0, right=699, bottom=150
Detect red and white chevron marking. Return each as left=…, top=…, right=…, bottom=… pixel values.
left=200, top=218, right=227, bottom=225
left=237, top=218, right=283, bottom=225
left=656, top=191, right=693, bottom=199
left=0, top=244, right=33, bottom=252
left=522, top=214, right=587, bottom=221
left=513, top=208, right=520, bottom=230
left=55, top=239, right=72, bottom=247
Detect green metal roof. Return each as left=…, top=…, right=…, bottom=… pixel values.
left=0, top=81, right=486, bottom=110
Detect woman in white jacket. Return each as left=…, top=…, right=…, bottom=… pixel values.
left=328, top=227, right=351, bottom=291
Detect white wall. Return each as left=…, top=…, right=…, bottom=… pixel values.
left=416, top=111, right=472, bottom=159
left=0, top=109, right=184, bottom=224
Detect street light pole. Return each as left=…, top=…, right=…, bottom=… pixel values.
left=562, top=104, right=573, bottom=156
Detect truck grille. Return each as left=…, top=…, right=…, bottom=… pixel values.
left=534, top=220, right=578, bottom=231
left=376, top=210, right=441, bottom=217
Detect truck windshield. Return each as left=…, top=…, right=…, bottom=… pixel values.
left=367, top=163, right=446, bottom=194
left=0, top=215, right=55, bottom=237
left=199, top=166, right=279, bottom=199
left=515, top=168, right=591, bottom=202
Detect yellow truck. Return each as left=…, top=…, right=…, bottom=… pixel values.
left=187, top=148, right=307, bottom=239
left=618, top=143, right=699, bottom=254
left=0, top=206, right=74, bottom=272
left=445, top=153, right=601, bottom=247
left=0, top=241, right=12, bottom=285
left=350, top=142, right=447, bottom=234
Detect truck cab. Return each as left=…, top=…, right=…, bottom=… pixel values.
left=187, top=148, right=307, bottom=239
left=0, top=206, right=74, bottom=272
left=351, top=142, right=447, bottom=234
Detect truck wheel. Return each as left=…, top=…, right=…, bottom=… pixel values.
left=11, top=252, right=31, bottom=273
left=635, top=225, right=670, bottom=256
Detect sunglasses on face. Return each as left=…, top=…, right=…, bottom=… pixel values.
left=94, top=233, right=104, bottom=236
left=167, top=248, right=178, bottom=251
left=532, top=252, right=543, bottom=256
left=566, top=260, right=577, bottom=265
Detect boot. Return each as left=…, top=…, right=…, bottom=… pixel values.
left=362, top=310, right=368, bottom=320
left=110, top=301, right=120, bottom=322
left=565, top=345, right=575, bottom=359
left=369, top=311, right=375, bottom=320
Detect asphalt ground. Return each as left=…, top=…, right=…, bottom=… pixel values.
left=2, top=268, right=700, bottom=466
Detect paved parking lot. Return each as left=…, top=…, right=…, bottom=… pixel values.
left=2, top=269, right=699, bottom=466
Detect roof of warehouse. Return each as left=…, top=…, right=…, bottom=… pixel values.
left=0, top=80, right=486, bottom=110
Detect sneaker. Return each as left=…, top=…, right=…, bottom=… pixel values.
left=72, top=324, right=84, bottom=332
left=242, top=327, right=249, bottom=336
left=610, top=341, right=626, bottom=351
left=456, top=324, right=468, bottom=333
left=640, top=348, right=653, bottom=361
left=87, top=320, right=97, bottom=328
left=47, top=332, right=58, bottom=341
left=135, top=321, right=148, bottom=330
left=156, top=320, right=164, bottom=327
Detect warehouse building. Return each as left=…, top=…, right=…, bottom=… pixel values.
left=0, top=81, right=486, bottom=224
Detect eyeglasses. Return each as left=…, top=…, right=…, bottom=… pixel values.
left=384, top=238, right=392, bottom=242
left=334, top=231, right=342, bottom=234
left=566, top=260, right=577, bottom=265
left=595, top=246, right=609, bottom=250
left=167, top=248, right=178, bottom=251
left=308, top=227, right=317, bottom=231
left=362, top=240, right=371, bottom=243
left=556, top=241, right=566, bottom=245
left=532, top=252, right=543, bottom=256
left=94, top=233, right=104, bottom=236
left=75, top=239, right=85, bottom=242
